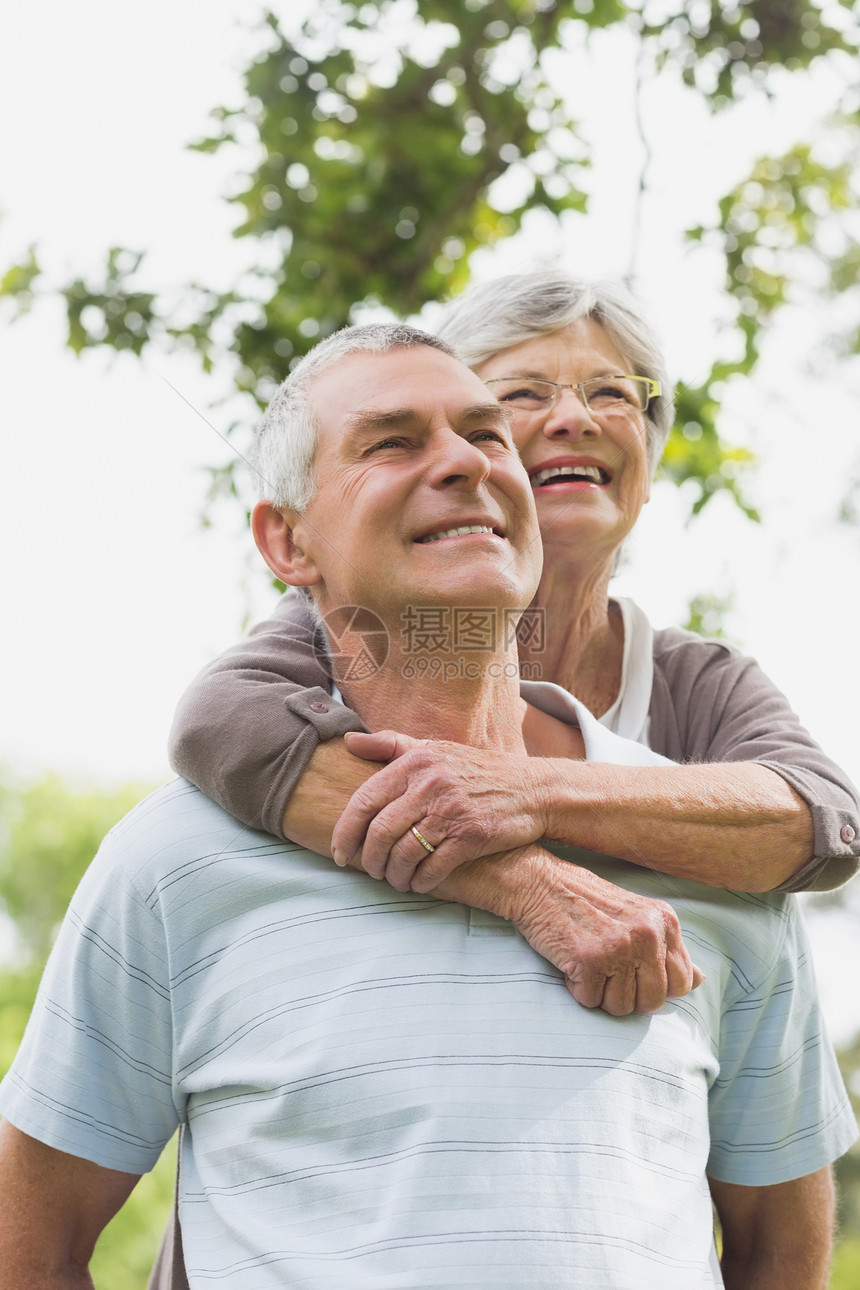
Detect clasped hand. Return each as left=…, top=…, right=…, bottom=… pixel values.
left=332, top=730, right=703, bottom=1015
left=332, top=729, right=544, bottom=892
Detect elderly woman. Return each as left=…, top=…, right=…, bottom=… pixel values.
left=170, top=272, right=859, bottom=921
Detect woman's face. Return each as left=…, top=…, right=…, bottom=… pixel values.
left=474, top=319, right=652, bottom=570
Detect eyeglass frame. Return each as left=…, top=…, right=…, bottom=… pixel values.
left=484, top=374, right=661, bottom=416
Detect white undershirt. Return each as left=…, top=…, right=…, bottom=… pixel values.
left=596, top=596, right=654, bottom=745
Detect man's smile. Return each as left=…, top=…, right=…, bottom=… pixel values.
left=415, top=523, right=503, bottom=544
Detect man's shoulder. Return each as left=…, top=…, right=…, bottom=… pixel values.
left=97, top=779, right=305, bottom=890
left=109, top=776, right=259, bottom=844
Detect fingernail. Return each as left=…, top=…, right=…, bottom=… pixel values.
left=332, top=849, right=348, bottom=867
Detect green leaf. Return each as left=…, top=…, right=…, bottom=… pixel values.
left=0, top=246, right=41, bottom=317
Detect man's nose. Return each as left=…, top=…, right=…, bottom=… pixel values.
left=427, top=429, right=491, bottom=487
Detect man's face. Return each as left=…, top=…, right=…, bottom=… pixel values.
left=292, top=345, right=542, bottom=624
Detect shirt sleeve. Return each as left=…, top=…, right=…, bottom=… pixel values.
left=706, top=897, right=858, bottom=1185
left=650, top=628, right=860, bottom=891
left=0, top=831, right=179, bottom=1175
left=168, top=592, right=366, bottom=838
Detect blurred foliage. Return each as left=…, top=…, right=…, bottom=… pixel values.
left=834, top=1027, right=860, bottom=1238
left=642, top=0, right=857, bottom=104
left=683, top=125, right=860, bottom=525
left=63, top=248, right=157, bottom=358
left=833, top=1235, right=860, bottom=1287
left=0, top=244, right=40, bottom=318
left=661, top=374, right=760, bottom=520
left=0, top=772, right=172, bottom=1286
left=1, top=0, right=859, bottom=523
left=0, top=774, right=147, bottom=965
left=683, top=591, right=733, bottom=638
left=89, top=1148, right=177, bottom=1290
left=688, top=139, right=860, bottom=361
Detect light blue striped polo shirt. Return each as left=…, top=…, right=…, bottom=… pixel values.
left=1, top=688, right=856, bottom=1287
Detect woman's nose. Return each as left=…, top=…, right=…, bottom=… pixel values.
left=541, top=387, right=599, bottom=439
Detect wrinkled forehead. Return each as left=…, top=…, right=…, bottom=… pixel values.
left=481, top=318, right=632, bottom=377
left=307, top=345, right=504, bottom=444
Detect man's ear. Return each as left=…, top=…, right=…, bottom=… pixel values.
left=251, top=501, right=321, bottom=587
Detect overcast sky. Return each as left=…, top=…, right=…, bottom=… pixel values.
left=1, top=0, right=859, bottom=1036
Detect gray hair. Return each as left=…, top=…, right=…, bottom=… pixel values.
left=434, top=272, right=673, bottom=474
left=253, top=323, right=456, bottom=509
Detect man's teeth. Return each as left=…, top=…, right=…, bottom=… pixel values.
left=417, top=524, right=495, bottom=544
left=530, top=464, right=606, bottom=487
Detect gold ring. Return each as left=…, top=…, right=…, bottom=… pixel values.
left=410, top=825, right=436, bottom=854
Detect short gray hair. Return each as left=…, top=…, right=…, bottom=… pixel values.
left=434, top=272, right=673, bottom=474
left=253, top=323, right=456, bottom=509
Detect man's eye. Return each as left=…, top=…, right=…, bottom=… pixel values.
left=472, top=429, right=507, bottom=443
left=369, top=437, right=406, bottom=451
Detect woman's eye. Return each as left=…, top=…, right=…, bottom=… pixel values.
left=501, top=387, right=545, bottom=403
left=589, top=384, right=634, bottom=405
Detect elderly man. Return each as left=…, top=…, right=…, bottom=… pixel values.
left=0, top=324, right=855, bottom=1289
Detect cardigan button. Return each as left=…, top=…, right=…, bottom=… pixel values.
left=309, top=701, right=330, bottom=714
left=840, top=824, right=856, bottom=844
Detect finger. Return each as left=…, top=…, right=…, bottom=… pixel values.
left=649, top=905, right=699, bottom=1002
left=344, top=730, right=420, bottom=762
left=361, top=794, right=443, bottom=877
left=408, top=847, right=461, bottom=894
left=343, top=731, right=398, bottom=763
left=663, top=951, right=692, bottom=1000
left=664, top=943, right=705, bottom=1000
left=601, top=968, right=641, bottom=1017
left=630, top=962, right=669, bottom=1015
left=382, top=829, right=443, bottom=893
left=332, top=770, right=411, bottom=866
left=565, top=965, right=608, bottom=1011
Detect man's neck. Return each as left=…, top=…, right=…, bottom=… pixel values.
left=338, top=645, right=527, bottom=752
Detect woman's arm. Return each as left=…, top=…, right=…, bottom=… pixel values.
left=169, top=592, right=366, bottom=836
left=329, top=734, right=815, bottom=893
left=650, top=628, right=860, bottom=891
left=330, top=631, right=860, bottom=894
left=539, top=759, right=813, bottom=891
left=170, top=603, right=857, bottom=899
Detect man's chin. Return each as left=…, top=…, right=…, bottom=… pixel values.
left=412, top=567, right=535, bottom=601
left=316, top=563, right=539, bottom=629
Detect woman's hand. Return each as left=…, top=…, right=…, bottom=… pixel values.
left=331, top=739, right=706, bottom=1014
left=438, top=844, right=704, bottom=1015
left=332, top=730, right=550, bottom=892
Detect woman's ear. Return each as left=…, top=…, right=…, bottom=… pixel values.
left=251, top=501, right=321, bottom=587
